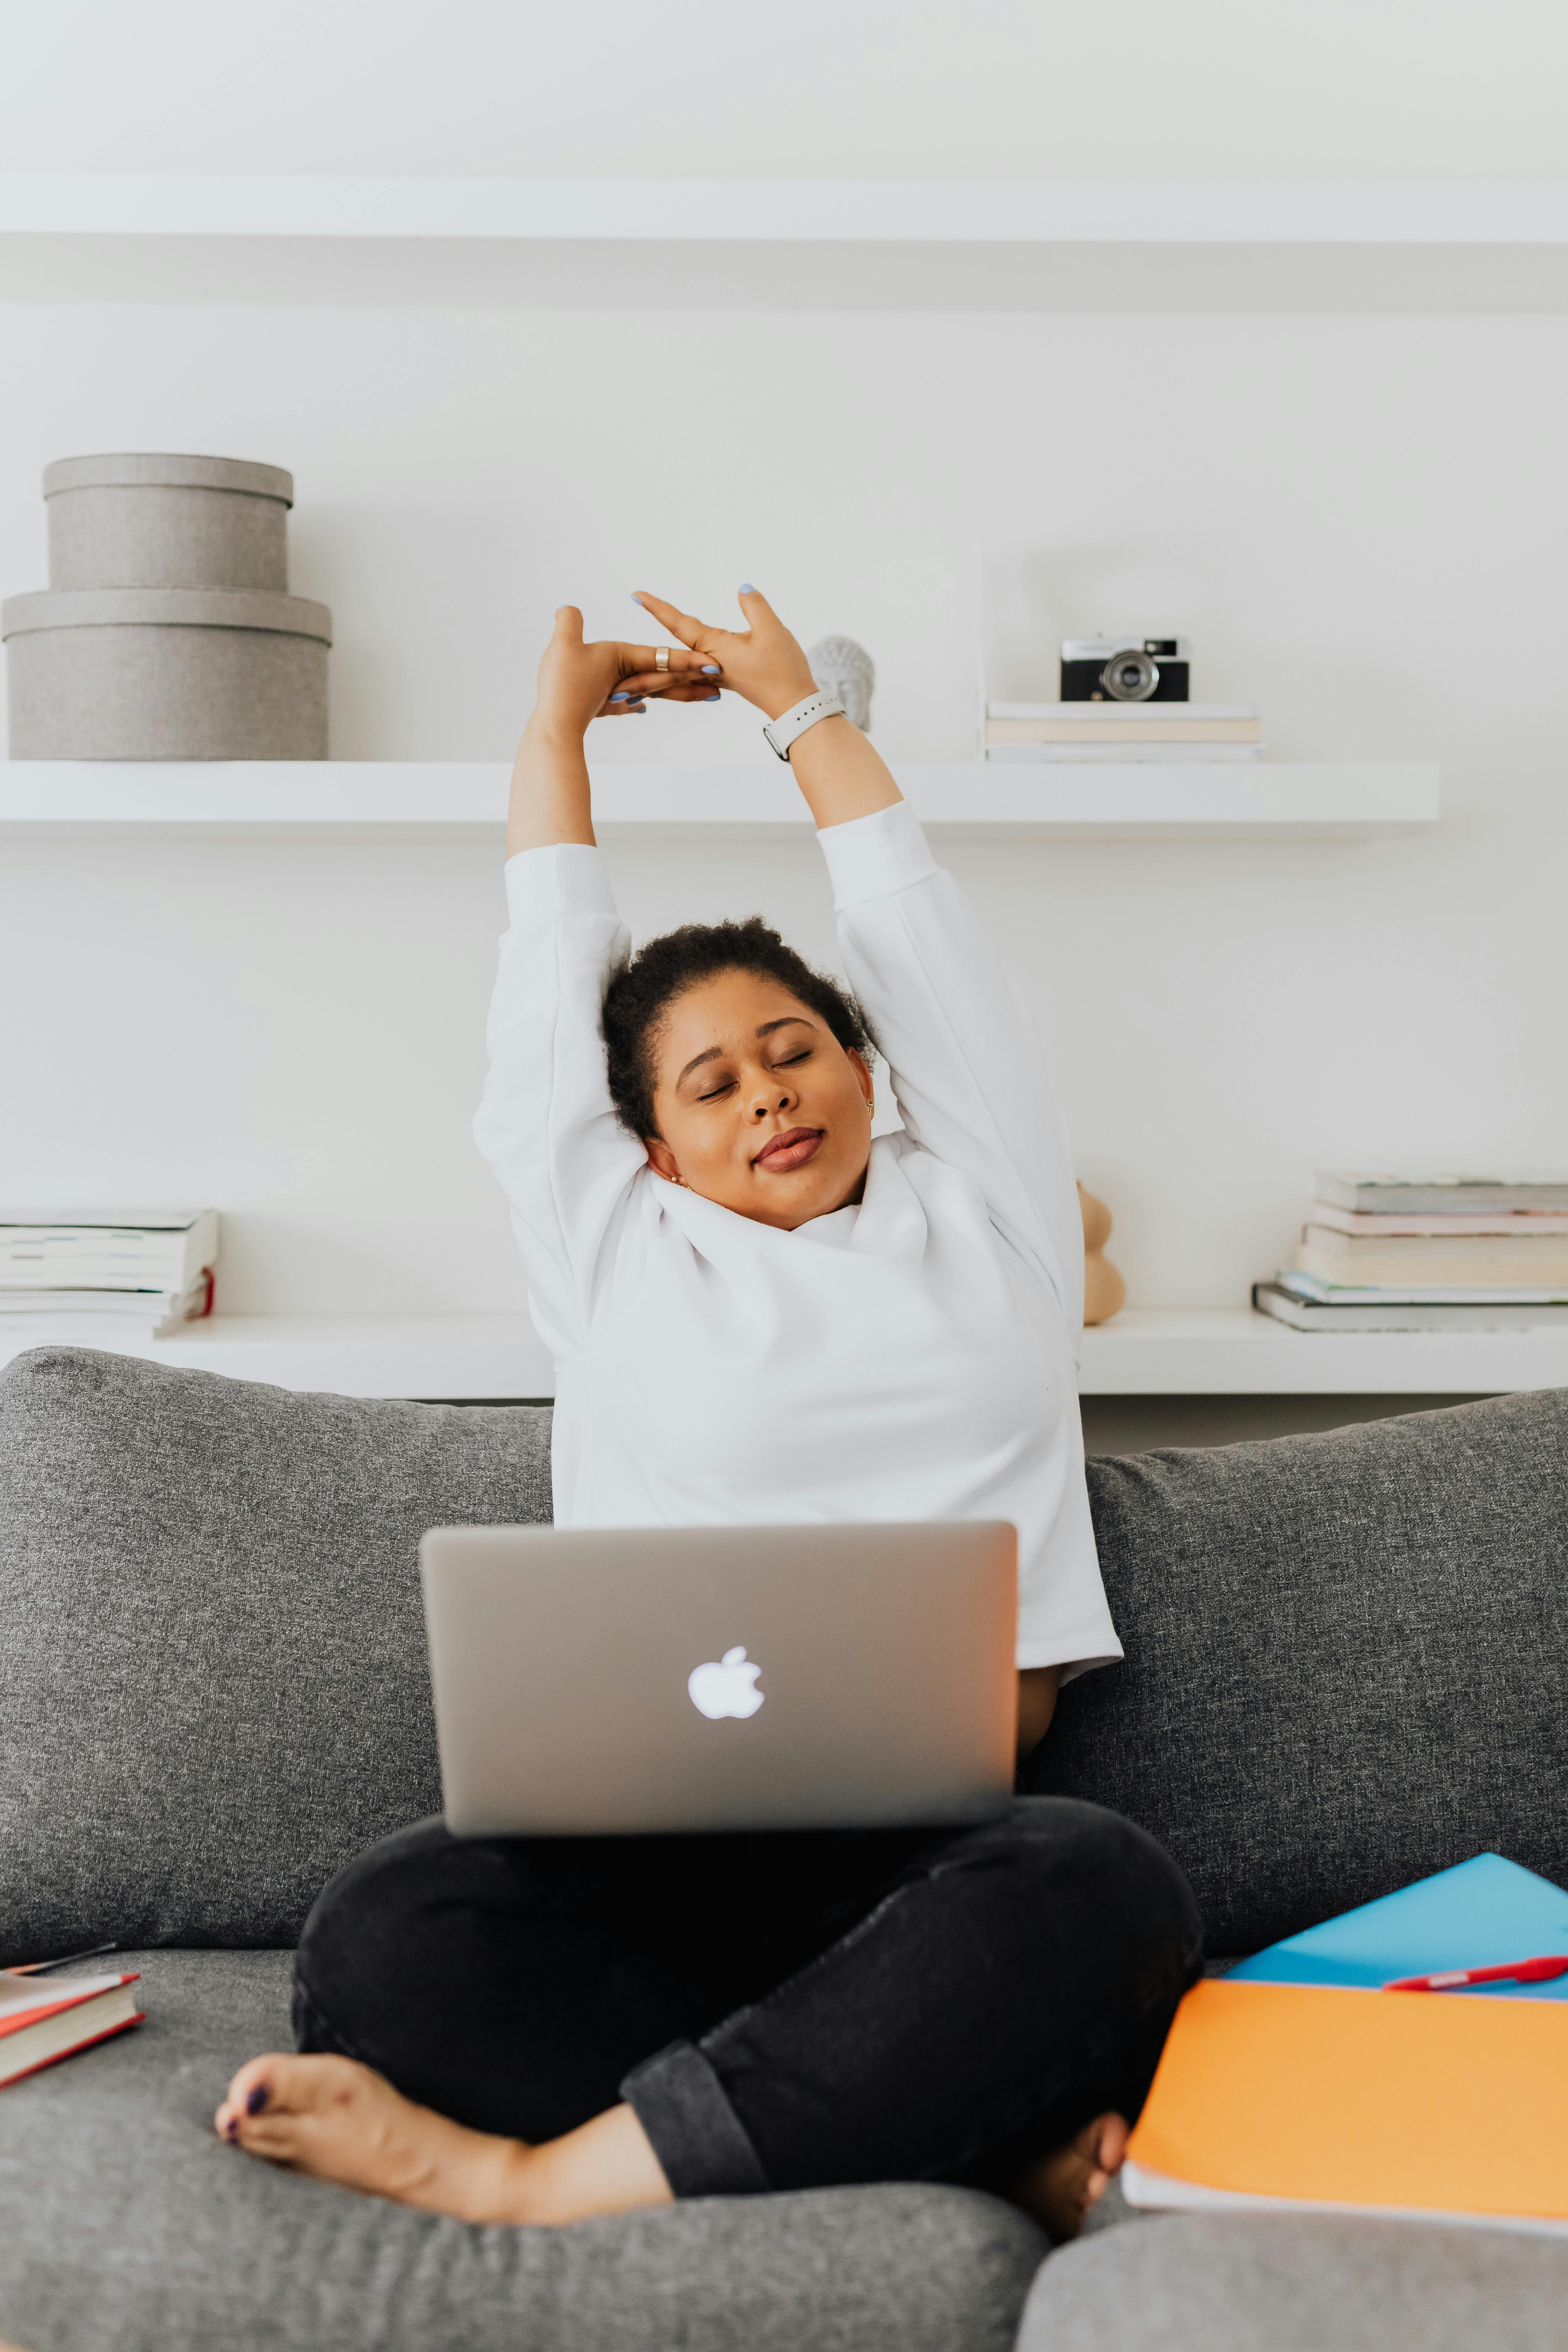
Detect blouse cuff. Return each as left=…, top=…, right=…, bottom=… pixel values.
left=503, top=842, right=619, bottom=929
left=817, top=799, right=939, bottom=911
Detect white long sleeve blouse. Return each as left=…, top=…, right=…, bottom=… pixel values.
left=474, top=799, right=1120, bottom=1678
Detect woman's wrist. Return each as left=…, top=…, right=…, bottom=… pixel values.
left=759, top=673, right=821, bottom=722
left=787, top=714, right=902, bottom=828
left=509, top=715, right=595, bottom=854
left=524, top=706, right=589, bottom=753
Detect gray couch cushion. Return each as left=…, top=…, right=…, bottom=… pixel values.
left=1015, top=2208, right=1568, bottom=2350
left=0, top=1347, right=552, bottom=1959
left=0, top=1948, right=1047, bottom=2352
left=1031, top=1391, right=1568, bottom=1954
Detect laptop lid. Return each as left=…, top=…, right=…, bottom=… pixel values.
left=419, top=1521, right=1018, bottom=1836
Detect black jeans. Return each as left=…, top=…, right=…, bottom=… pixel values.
left=293, top=1798, right=1200, bottom=2198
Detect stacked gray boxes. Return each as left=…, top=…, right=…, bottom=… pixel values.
left=2, top=454, right=331, bottom=759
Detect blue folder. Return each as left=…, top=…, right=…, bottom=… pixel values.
left=1228, top=1853, right=1568, bottom=2001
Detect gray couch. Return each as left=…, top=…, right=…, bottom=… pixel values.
left=1, top=1346, right=1565, bottom=2351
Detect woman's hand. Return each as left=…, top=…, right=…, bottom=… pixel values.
left=532, top=604, right=721, bottom=740
left=626, top=588, right=818, bottom=721
left=629, top=584, right=901, bottom=831
left=511, top=588, right=901, bottom=851
left=509, top=606, right=723, bottom=854
left=1016, top=1667, right=1062, bottom=1761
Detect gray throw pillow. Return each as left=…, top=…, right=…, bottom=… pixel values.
left=1031, top=1391, right=1568, bottom=1954
left=0, top=1346, right=551, bottom=1959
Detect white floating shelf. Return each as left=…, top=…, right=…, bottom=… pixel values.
left=0, top=1315, right=555, bottom=1400
left=17, top=177, right=1568, bottom=241
left=4, top=1306, right=1561, bottom=1402
left=1078, top=1308, right=1568, bottom=1396
left=4, top=176, right=1568, bottom=310
left=0, top=761, right=1438, bottom=842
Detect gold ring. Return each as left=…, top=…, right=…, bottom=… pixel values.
left=655, top=646, right=671, bottom=672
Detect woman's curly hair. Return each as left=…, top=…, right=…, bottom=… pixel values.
left=602, top=917, right=877, bottom=1141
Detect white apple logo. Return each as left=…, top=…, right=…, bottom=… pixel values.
left=687, top=1645, right=765, bottom=1721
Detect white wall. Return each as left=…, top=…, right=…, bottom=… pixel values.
left=5, top=0, right=1568, bottom=180
left=4, top=1, right=1567, bottom=1321
left=4, top=299, right=1567, bottom=1315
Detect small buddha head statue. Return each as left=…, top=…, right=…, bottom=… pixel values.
left=806, top=635, right=875, bottom=734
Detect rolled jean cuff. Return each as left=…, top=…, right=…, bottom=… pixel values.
left=620, top=2038, right=771, bottom=2198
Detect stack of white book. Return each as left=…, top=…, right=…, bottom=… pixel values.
left=0, top=1210, right=219, bottom=1340
left=984, top=704, right=1264, bottom=763
left=1254, top=1174, right=1568, bottom=1331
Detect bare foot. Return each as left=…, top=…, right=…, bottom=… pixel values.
left=1008, top=2111, right=1129, bottom=2241
left=215, top=2053, right=672, bottom=2226
left=216, top=2052, right=531, bottom=2221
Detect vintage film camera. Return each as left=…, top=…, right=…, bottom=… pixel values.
left=1060, top=635, right=1190, bottom=703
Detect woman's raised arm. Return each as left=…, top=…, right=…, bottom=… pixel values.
left=628, top=588, right=902, bottom=831
left=479, top=608, right=720, bottom=1353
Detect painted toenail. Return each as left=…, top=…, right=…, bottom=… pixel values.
left=246, top=2084, right=270, bottom=2115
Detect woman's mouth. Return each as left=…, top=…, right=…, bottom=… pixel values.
left=753, top=1127, right=824, bottom=1174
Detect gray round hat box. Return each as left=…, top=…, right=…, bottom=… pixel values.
left=2, top=454, right=331, bottom=759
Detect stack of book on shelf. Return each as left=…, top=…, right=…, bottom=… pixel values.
left=983, top=703, right=1264, bottom=763
left=1254, top=1173, right=1568, bottom=1331
left=0, top=1209, right=218, bottom=1342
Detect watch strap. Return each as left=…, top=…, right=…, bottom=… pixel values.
left=762, top=690, right=846, bottom=762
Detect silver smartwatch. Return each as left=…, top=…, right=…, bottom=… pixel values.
left=762, top=690, right=846, bottom=762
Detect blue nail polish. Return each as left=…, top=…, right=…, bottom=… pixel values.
left=610, top=692, right=629, bottom=702
left=706, top=691, right=721, bottom=701
left=247, top=2084, right=270, bottom=2115
left=701, top=663, right=719, bottom=673
left=739, top=583, right=755, bottom=594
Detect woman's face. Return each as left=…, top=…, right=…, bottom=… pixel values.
left=644, top=968, right=874, bottom=1230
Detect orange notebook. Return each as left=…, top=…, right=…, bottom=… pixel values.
left=1124, top=1979, right=1568, bottom=2233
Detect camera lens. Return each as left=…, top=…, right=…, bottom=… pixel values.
left=1100, top=649, right=1159, bottom=702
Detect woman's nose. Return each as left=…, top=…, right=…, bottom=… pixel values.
left=750, top=1075, right=796, bottom=1118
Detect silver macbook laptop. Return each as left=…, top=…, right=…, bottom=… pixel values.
left=419, top=1521, right=1018, bottom=1835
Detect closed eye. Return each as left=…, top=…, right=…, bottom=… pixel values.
left=694, top=1044, right=810, bottom=1100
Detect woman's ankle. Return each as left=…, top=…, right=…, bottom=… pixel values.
left=449, top=2129, right=548, bottom=2225
left=504, top=2103, right=675, bottom=2226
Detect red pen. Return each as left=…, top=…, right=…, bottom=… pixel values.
left=1384, top=1954, right=1568, bottom=1993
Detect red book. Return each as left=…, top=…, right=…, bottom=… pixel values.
left=0, top=1969, right=144, bottom=2087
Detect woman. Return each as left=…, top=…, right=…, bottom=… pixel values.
left=216, top=588, right=1199, bottom=2236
